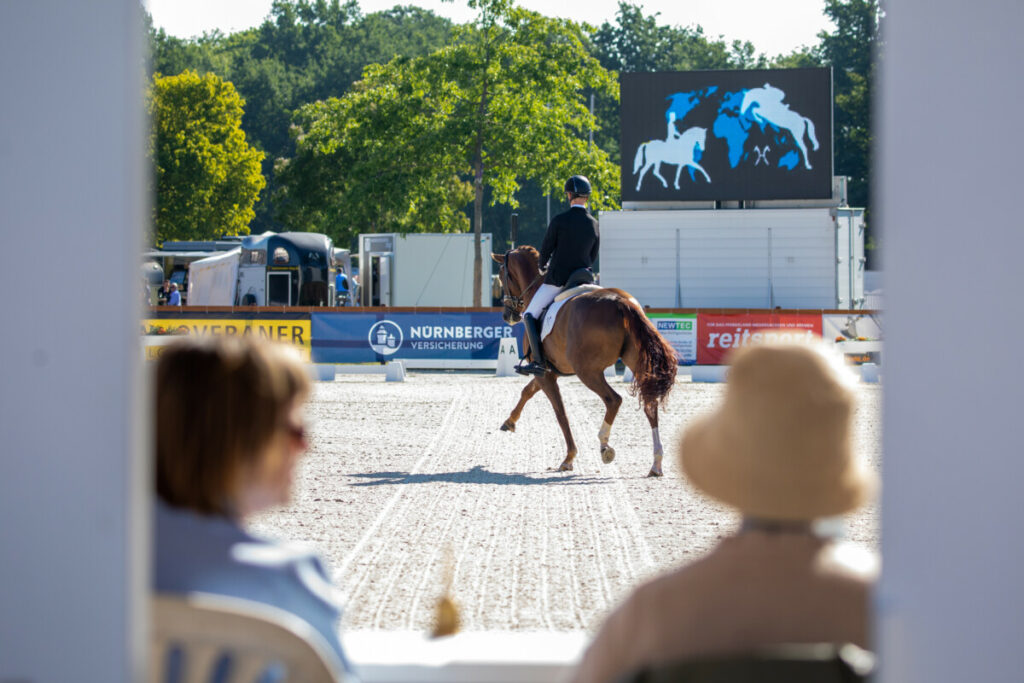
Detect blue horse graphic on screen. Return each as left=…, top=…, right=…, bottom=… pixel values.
left=633, top=126, right=710, bottom=191
left=740, top=83, right=820, bottom=169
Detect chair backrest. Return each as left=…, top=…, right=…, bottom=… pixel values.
left=151, top=593, right=345, bottom=683
left=621, top=643, right=875, bottom=683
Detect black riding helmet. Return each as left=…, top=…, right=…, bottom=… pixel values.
left=564, top=175, right=591, bottom=197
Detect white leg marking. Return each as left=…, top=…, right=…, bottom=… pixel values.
left=598, top=421, right=612, bottom=446
left=652, top=427, right=664, bottom=457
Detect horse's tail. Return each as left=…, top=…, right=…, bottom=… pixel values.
left=618, top=297, right=677, bottom=407
left=632, top=143, right=646, bottom=175
left=805, top=116, right=819, bottom=151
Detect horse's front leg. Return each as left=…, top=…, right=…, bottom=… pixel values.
left=690, top=162, right=711, bottom=184
left=538, top=374, right=577, bottom=471
left=652, top=163, right=669, bottom=188
left=500, top=377, right=542, bottom=432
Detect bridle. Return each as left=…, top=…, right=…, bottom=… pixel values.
left=500, top=250, right=543, bottom=315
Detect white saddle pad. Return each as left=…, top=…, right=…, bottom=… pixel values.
left=540, top=285, right=603, bottom=341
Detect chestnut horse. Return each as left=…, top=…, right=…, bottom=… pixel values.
left=492, top=247, right=678, bottom=477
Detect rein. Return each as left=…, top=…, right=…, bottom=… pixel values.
left=501, top=250, right=543, bottom=312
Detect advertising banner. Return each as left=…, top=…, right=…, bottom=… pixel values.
left=621, top=68, right=833, bottom=202
left=142, top=315, right=312, bottom=359
left=311, top=311, right=523, bottom=364
left=648, top=313, right=698, bottom=365
left=697, top=313, right=822, bottom=365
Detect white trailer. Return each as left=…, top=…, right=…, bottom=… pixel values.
left=186, top=248, right=239, bottom=305
left=358, top=232, right=493, bottom=307
left=599, top=207, right=865, bottom=309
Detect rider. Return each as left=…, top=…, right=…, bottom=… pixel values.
left=517, top=175, right=600, bottom=376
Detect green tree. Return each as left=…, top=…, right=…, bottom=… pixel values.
left=147, top=1, right=455, bottom=233
left=148, top=71, right=266, bottom=243
left=587, top=3, right=755, bottom=166
left=279, top=0, right=619, bottom=304
left=818, top=0, right=878, bottom=221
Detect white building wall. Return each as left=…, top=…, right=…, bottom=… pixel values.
left=394, top=233, right=492, bottom=307
left=600, top=209, right=839, bottom=308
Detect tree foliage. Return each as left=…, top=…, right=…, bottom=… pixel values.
left=278, top=0, right=619, bottom=304
left=817, top=0, right=878, bottom=218
left=148, top=71, right=265, bottom=244
left=149, top=1, right=454, bottom=232
left=146, top=0, right=879, bottom=261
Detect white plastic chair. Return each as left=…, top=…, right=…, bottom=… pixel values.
left=150, top=593, right=345, bottom=683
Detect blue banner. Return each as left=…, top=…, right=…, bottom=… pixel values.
left=311, top=311, right=524, bottom=363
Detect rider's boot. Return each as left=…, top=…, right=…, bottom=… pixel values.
left=516, top=313, right=548, bottom=376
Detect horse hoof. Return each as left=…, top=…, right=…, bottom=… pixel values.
left=558, top=460, right=574, bottom=472
left=647, top=467, right=663, bottom=478
left=500, top=421, right=515, bottom=432
left=600, top=446, right=616, bottom=464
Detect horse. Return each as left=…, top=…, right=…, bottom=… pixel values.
left=491, top=247, right=678, bottom=477
left=740, top=83, right=820, bottom=170
left=633, top=126, right=710, bottom=192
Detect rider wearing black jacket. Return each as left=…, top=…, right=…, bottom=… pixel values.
left=517, top=175, right=599, bottom=376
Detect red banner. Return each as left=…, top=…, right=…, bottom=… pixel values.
left=697, top=314, right=823, bottom=365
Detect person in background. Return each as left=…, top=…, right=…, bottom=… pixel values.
left=335, top=268, right=349, bottom=305
left=153, top=336, right=356, bottom=677
left=166, top=282, right=181, bottom=306
left=158, top=279, right=171, bottom=305
left=572, top=336, right=878, bottom=683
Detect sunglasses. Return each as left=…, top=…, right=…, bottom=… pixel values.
left=283, top=422, right=307, bottom=442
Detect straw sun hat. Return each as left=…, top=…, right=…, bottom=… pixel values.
left=679, top=335, right=876, bottom=521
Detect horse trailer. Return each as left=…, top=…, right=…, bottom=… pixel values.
left=599, top=207, right=865, bottom=309
left=187, top=232, right=338, bottom=306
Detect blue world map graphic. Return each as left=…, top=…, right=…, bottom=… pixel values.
left=666, top=85, right=814, bottom=172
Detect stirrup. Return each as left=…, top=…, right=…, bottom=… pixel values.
left=515, top=359, right=547, bottom=376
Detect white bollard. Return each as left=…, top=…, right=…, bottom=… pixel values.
left=691, top=365, right=730, bottom=383
left=861, top=362, right=881, bottom=383
left=385, top=360, right=406, bottom=382
left=622, top=366, right=634, bottom=383
left=309, top=363, right=336, bottom=381
left=604, top=364, right=617, bottom=378
left=495, top=337, right=520, bottom=377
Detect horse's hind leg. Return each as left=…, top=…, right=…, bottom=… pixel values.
left=501, top=377, right=542, bottom=432
left=643, top=400, right=665, bottom=477
left=538, top=374, right=577, bottom=471
left=636, top=165, right=649, bottom=192
left=577, top=370, right=623, bottom=465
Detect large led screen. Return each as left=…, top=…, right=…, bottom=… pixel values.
left=621, top=68, right=833, bottom=202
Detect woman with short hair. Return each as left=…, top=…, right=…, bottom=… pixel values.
left=153, top=336, right=354, bottom=676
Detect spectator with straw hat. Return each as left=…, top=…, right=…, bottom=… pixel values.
left=573, top=335, right=878, bottom=683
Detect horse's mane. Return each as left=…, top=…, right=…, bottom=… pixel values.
left=516, top=245, right=540, bottom=265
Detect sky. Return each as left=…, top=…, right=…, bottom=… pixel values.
left=144, top=0, right=832, bottom=58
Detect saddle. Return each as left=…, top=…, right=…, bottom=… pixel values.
left=536, top=267, right=598, bottom=329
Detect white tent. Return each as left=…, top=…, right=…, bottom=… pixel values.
left=187, top=248, right=240, bottom=305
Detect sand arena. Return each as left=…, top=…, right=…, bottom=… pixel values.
left=251, top=372, right=881, bottom=633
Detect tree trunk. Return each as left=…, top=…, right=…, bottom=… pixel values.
left=471, top=78, right=489, bottom=308
left=473, top=161, right=483, bottom=307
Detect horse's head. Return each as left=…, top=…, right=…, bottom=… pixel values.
left=694, top=127, right=707, bottom=150
left=491, top=246, right=541, bottom=324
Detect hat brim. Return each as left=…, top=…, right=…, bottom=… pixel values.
left=679, top=411, right=877, bottom=521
